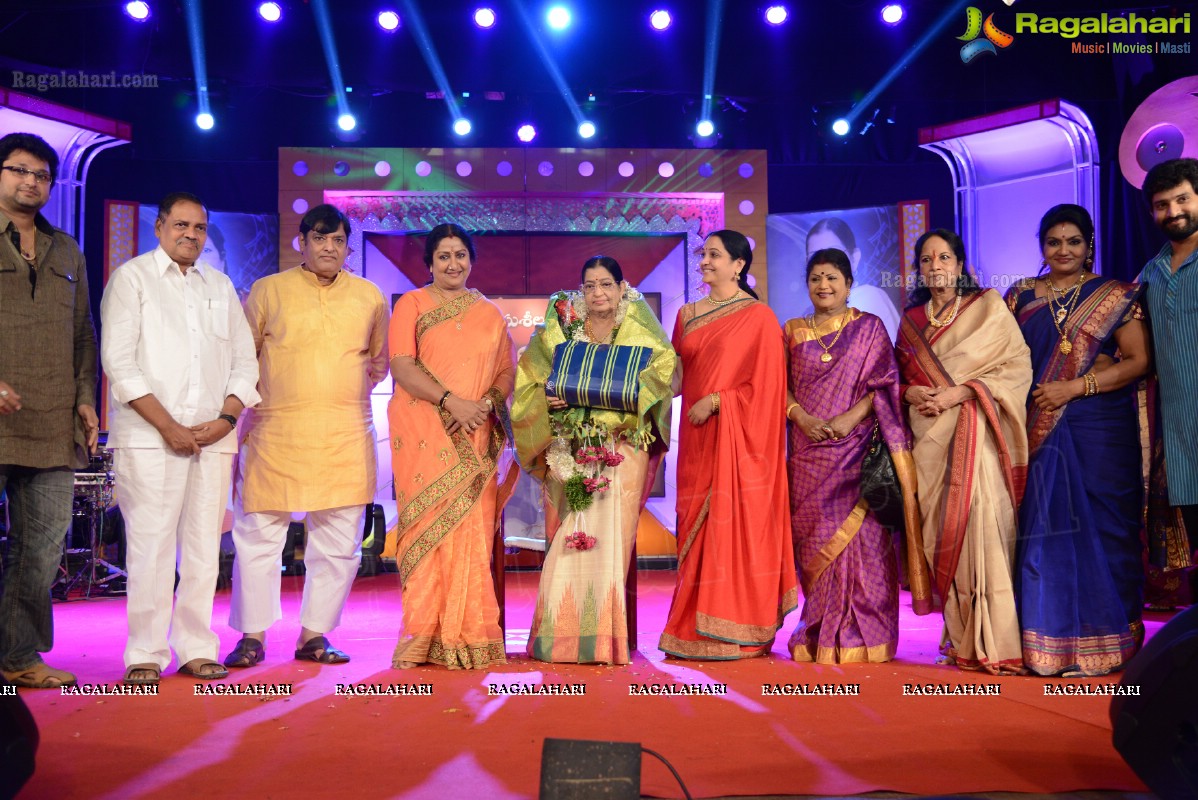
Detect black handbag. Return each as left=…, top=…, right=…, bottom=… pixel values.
left=860, top=423, right=906, bottom=531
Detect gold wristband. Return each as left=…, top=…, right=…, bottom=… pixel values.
left=786, top=402, right=800, bottom=420
left=709, top=392, right=720, bottom=413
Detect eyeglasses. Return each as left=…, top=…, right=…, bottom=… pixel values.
left=581, top=280, right=617, bottom=294
left=2, top=165, right=53, bottom=185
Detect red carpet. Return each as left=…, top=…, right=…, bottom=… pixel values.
left=15, top=570, right=1156, bottom=799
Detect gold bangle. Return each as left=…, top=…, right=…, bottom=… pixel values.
left=710, top=392, right=720, bottom=413
left=786, top=402, right=800, bottom=420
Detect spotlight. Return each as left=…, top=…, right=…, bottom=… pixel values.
left=453, top=118, right=472, bottom=136
left=377, top=10, right=400, bottom=31
left=547, top=5, right=571, bottom=30
left=831, top=118, right=850, bottom=136
left=649, top=9, right=671, bottom=30
left=764, top=5, right=788, bottom=25
left=195, top=112, right=214, bottom=130
left=338, top=113, right=357, bottom=131
left=257, top=2, right=281, bottom=22
left=578, top=121, right=596, bottom=139
left=696, top=119, right=715, bottom=137
left=516, top=124, right=537, bottom=143
left=881, top=4, right=904, bottom=25
left=124, top=1, right=151, bottom=21
left=474, top=7, right=496, bottom=28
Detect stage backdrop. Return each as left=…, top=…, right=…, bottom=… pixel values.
left=765, top=201, right=928, bottom=342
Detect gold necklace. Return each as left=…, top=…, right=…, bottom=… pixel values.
left=926, top=294, right=962, bottom=328
left=430, top=284, right=468, bottom=330
left=808, top=308, right=850, bottom=363
left=706, top=289, right=742, bottom=307
left=584, top=317, right=615, bottom=344
left=1048, top=272, right=1087, bottom=354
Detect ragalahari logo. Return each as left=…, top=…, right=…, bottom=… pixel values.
left=958, top=6, right=1015, bottom=62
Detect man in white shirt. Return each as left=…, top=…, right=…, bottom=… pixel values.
left=101, top=192, right=259, bottom=685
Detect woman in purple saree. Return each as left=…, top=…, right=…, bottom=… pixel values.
left=1006, top=204, right=1151, bottom=676
left=785, top=248, right=929, bottom=663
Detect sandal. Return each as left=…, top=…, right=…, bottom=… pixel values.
left=123, top=663, right=161, bottom=686
left=4, top=662, right=78, bottom=689
left=294, top=635, right=350, bottom=664
left=223, top=637, right=266, bottom=668
left=178, top=659, right=229, bottom=680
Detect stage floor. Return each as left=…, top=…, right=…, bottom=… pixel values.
left=15, top=570, right=1164, bottom=800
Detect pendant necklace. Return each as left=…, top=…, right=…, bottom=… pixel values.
left=431, top=284, right=467, bottom=330
left=1048, top=272, right=1086, bottom=355
left=809, top=308, right=849, bottom=363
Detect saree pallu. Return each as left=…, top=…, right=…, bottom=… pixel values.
left=389, top=289, right=518, bottom=669
left=785, top=310, right=928, bottom=664
left=896, top=289, right=1031, bottom=674
left=1007, top=278, right=1146, bottom=676
left=659, top=300, right=797, bottom=660
left=513, top=295, right=675, bottom=664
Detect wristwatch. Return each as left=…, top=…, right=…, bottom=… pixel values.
left=218, top=413, right=239, bottom=429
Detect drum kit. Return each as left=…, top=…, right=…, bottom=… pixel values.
left=52, top=435, right=126, bottom=599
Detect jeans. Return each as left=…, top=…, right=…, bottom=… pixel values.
left=0, top=465, right=74, bottom=672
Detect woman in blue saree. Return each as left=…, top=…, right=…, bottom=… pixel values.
left=1005, top=204, right=1151, bottom=676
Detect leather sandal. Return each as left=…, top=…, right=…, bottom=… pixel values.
left=4, top=662, right=78, bottom=689
left=123, top=663, right=160, bottom=686
left=294, top=635, right=350, bottom=664
left=178, top=659, right=229, bottom=680
left=223, top=637, right=266, bottom=668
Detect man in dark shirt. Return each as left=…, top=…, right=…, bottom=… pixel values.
left=0, top=132, right=99, bottom=689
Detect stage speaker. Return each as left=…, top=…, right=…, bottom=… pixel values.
left=0, top=675, right=39, bottom=800
left=1110, top=605, right=1198, bottom=800
left=539, top=738, right=640, bottom=800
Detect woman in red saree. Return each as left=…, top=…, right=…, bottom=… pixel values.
left=659, top=229, right=797, bottom=660
left=389, top=224, right=518, bottom=670
left=896, top=229, right=1031, bottom=674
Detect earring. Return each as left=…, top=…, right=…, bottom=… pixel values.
left=1085, top=236, right=1095, bottom=270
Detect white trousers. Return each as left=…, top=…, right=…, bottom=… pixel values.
left=229, top=504, right=364, bottom=636
left=114, top=448, right=233, bottom=670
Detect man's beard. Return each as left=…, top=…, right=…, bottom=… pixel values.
left=1160, top=212, right=1198, bottom=242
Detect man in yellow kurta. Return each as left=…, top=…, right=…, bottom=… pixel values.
left=223, top=204, right=387, bottom=667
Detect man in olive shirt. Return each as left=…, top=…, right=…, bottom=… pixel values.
left=0, top=132, right=99, bottom=689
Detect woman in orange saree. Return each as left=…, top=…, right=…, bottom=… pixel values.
left=896, top=229, right=1032, bottom=674
left=659, top=230, right=797, bottom=660
left=389, top=224, right=518, bottom=670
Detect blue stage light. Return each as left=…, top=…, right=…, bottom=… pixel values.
left=474, top=8, right=496, bottom=28
left=832, top=118, right=850, bottom=136
left=257, top=2, right=281, bottom=22
left=696, top=120, right=715, bottom=137
left=578, top=121, right=596, bottom=139
left=517, top=124, right=537, bottom=143
left=650, top=10, right=671, bottom=31
left=338, top=113, right=357, bottom=132
left=547, top=5, right=571, bottom=30
left=764, top=5, right=788, bottom=25
left=124, top=1, right=151, bottom=21
left=377, top=10, right=400, bottom=31
left=195, top=112, right=214, bottom=130
left=881, top=4, right=904, bottom=25
left=453, top=118, right=472, bottom=136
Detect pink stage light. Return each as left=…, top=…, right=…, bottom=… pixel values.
left=473, top=7, right=496, bottom=29
left=124, top=1, right=151, bottom=21
left=516, top=124, right=537, bottom=143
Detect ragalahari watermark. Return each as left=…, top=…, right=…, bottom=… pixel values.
left=11, top=70, right=159, bottom=93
